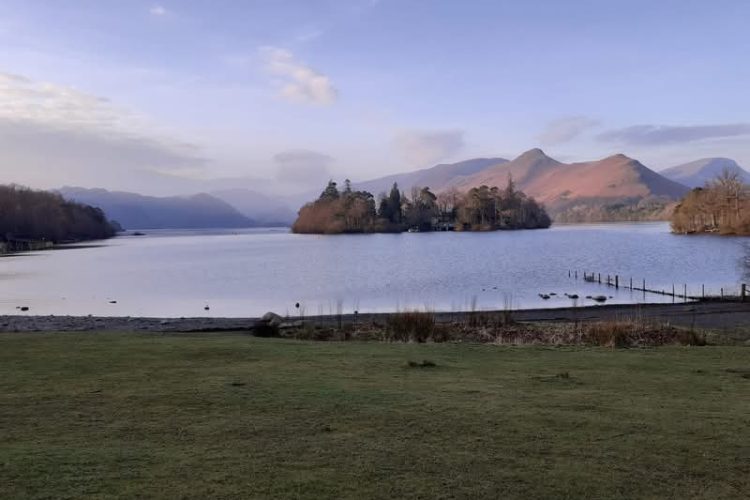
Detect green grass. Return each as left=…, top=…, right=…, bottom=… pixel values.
left=1, top=333, right=749, bottom=499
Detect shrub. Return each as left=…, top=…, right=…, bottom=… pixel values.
left=386, top=311, right=436, bottom=342
left=582, top=319, right=707, bottom=348
left=585, top=321, right=633, bottom=348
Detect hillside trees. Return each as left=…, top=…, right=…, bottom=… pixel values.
left=0, top=185, right=117, bottom=245
left=671, top=169, right=750, bottom=235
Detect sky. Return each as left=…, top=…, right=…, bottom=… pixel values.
left=1, top=0, right=749, bottom=195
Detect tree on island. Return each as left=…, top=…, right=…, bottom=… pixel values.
left=292, top=175, right=551, bottom=234
left=293, top=180, right=378, bottom=234
left=377, top=183, right=402, bottom=226
left=455, top=175, right=551, bottom=230
left=403, top=187, right=439, bottom=231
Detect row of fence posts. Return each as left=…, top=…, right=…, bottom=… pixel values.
left=568, top=270, right=747, bottom=302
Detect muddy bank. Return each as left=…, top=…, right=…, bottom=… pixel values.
left=1, top=301, right=748, bottom=334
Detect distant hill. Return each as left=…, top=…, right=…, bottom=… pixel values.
left=58, top=187, right=257, bottom=230
left=453, top=149, right=690, bottom=221
left=354, top=157, right=508, bottom=196
left=660, top=158, right=750, bottom=188
left=353, top=149, right=690, bottom=222
left=210, top=189, right=296, bottom=226
left=451, top=149, right=562, bottom=191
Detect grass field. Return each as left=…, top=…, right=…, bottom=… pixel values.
left=1, top=333, right=749, bottom=499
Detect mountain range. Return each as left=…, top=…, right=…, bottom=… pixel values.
left=58, top=188, right=256, bottom=230
left=55, top=152, right=750, bottom=229
left=353, top=150, right=750, bottom=222
left=354, top=157, right=509, bottom=196
left=58, top=187, right=298, bottom=230
left=660, top=158, right=750, bottom=188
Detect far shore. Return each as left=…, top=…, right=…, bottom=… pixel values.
left=2, top=301, right=749, bottom=335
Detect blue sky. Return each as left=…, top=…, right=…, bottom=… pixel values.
left=1, top=0, right=749, bottom=194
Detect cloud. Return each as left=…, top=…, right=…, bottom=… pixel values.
left=394, top=129, right=465, bottom=167
left=0, top=71, right=206, bottom=189
left=273, top=149, right=334, bottom=185
left=539, top=116, right=599, bottom=145
left=260, top=46, right=337, bottom=105
left=597, top=123, right=750, bottom=146
left=149, top=5, right=168, bottom=16
left=0, top=72, right=127, bottom=129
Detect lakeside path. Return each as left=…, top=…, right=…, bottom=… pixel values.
left=2, top=301, right=749, bottom=335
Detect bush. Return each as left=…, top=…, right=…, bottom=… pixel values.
left=582, top=319, right=706, bottom=348
left=585, top=321, right=633, bottom=348
left=386, top=311, right=436, bottom=343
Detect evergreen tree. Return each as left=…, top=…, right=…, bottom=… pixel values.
left=387, top=183, right=401, bottom=223
left=320, top=181, right=339, bottom=200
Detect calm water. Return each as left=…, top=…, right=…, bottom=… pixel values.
left=1, top=223, right=748, bottom=317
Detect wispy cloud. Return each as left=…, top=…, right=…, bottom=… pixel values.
left=539, top=116, right=599, bottom=145
left=597, top=123, right=750, bottom=146
left=149, top=5, right=168, bottom=16
left=0, top=72, right=135, bottom=131
left=260, top=46, right=337, bottom=105
left=394, top=129, right=465, bottom=167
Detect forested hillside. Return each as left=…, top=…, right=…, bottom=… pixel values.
left=0, top=185, right=117, bottom=248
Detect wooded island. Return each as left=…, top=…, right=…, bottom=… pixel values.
left=292, top=176, right=551, bottom=234
left=671, top=169, right=749, bottom=235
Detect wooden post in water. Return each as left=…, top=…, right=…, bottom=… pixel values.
left=684, top=284, right=687, bottom=302
left=615, top=275, right=619, bottom=289
left=742, top=284, right=747, bottom=302
left=672, top=284, right=675, bottom=297
left=598, top=273, right=601, bottom=284
left=721, top=288, right=724, bottom=299
left=702, top=284, right=705, bottom=299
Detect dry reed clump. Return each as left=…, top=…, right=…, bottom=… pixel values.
left=272, top=315, right=706, bottom=347
left=384, top=311, right=446, bottom=343
left=580, top=319, right=706, bottom=347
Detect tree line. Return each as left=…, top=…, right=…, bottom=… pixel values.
left=0, top=185, right=118, bottom=247
left=671, top=169, right=749, bottom=235
left=292, top=176, right=551, bottom=234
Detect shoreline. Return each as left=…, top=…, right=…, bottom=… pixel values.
left=2, top=301, right=748, bottom=334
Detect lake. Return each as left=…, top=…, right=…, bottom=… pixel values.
left=1, top=223, right=748, bottom=317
